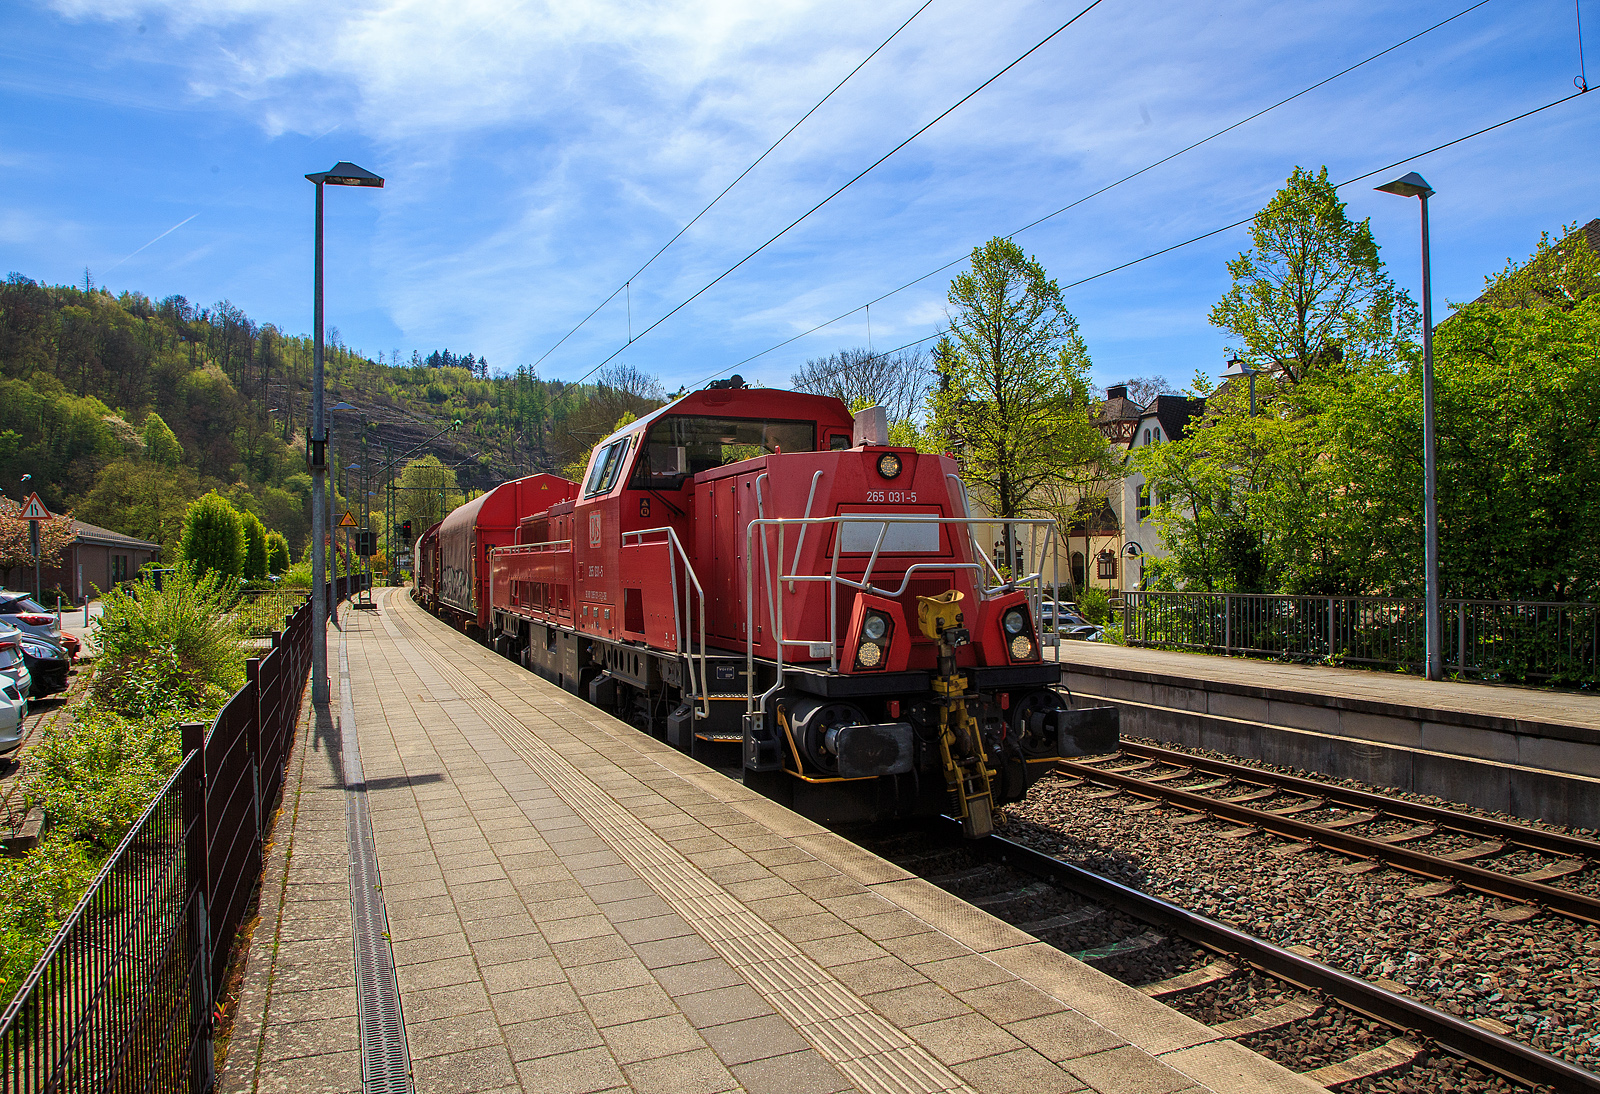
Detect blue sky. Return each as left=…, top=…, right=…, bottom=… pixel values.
left=2, top=0, right=1595, bottom=396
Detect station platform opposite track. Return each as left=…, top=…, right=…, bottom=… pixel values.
left=221, top=589, right=1320, bottom=1094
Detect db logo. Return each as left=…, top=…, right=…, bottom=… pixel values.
left=589, top=511, right=602, bottom=547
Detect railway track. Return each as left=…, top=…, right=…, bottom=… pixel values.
left=1053, top=742, right=1600, bottom=926
left=860, top=821, right=1597, bottom=1093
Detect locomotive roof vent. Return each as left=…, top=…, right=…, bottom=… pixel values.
left=852, top=405, right=888, bottom=448
left=705, top=374, right=746, bottom=390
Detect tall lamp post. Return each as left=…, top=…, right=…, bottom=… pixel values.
left=306, top=161, right=383, bottom=705
left=1223, top=356, right=1260, bottom=417
left=1375, top=171, right=1441, bottom=681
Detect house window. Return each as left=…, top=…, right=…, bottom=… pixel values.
left=1153, top=426, right=1162, bottom=442
left=111, top=555, right=129, bottom=581
left=1137, top=484, right=1151, bottom=522
left=1071, top=551, right=1086, bottom=589
left=1143, top=428, right=1150, bottom=445
left=1097, top=554, right=1117, bottom=579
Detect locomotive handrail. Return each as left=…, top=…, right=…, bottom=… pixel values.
left=493, top=539, right=574, bottom=553
left=621, top=526, right=709, bottom=720
left=744, top=513, right=1061, bottom=716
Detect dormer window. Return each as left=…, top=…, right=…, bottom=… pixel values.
left=1153, top=426, right=1162, bottom=442
left=1143, top=428, right=1151, bottom=445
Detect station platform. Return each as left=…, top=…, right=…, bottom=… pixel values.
left=221, top=589, right=1319, bottom=1094
left=1053, top=640, right=1600, bottom=829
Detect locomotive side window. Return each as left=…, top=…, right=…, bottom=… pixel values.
left=631, top=416, right=816, bottom=490
left=584, top=437, right=632, bottom=497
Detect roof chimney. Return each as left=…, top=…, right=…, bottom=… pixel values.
left=1106, top=385, right=1128, bottom=401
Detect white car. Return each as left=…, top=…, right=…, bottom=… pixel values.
left=0, top=679, right=23, bottom=754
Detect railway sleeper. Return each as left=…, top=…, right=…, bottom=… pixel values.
left=1069, top=928, right=1166, bottom=967
left=1138, top=958, right=1237, bottom=997
left=970, top=881, right=1053, bottom=912
left=1210, top=998, right=1320, bottom=1038
left=1301, top=1036, right=1422, bottom=1087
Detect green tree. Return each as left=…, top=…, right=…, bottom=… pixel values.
left=178, top=491, right=245, bottom=580
left=792, top=347, right=933, bottom=433
left=141, top=411, right=182, bottom=467
left=242, top=511, right=268, bottom=581
left=1211, top=166, right=1414, bottom=385
left=266, top=531, right=290, bottom=574
left=395, top=455, right=463, bottom=531
left=928, top=237, right=1116, bottom=576
left=1475, top=220, right=1600, bottom=311
left=72, top=459, right=200, bottom=556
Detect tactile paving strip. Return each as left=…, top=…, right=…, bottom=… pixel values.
left=341, top=633, right=415, bottom=1094
left=382, top=604, right=974, bottom=1094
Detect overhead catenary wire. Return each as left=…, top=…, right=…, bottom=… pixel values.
left=691, top=0, right=1500, bottom=384
left=562, top=0, right=1110, bottom=388
left=732, top=86, right=1595, bottom=381
left=528, top=0, right=936, bottom=371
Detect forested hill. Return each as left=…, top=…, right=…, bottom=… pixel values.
left=0, top=274, right=667, bottom=557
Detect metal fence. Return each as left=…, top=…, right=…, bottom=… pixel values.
left=0, top=576, right=350, bottom=1092
left=1123, top=591, right=1600, bottom=684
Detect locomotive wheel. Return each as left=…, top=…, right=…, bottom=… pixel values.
left=1010, top=689, right=1067, bottom=758
left=782, top=696, right=868, bottom=776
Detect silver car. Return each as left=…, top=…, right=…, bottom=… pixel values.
left=0, top=591, right=61, bottom=643
left=0, top=620, right=33, bottom=736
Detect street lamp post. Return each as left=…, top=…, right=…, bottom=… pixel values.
left=1375, top=171, right=1441, bottom=681
left=305, top=161, right=383, bottom=705
left=1223, top=356, right=1260, bottom=417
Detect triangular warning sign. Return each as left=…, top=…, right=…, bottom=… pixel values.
left=339, top=510, right=358, bottom=528
left=18, top=493, right=51, bottom=520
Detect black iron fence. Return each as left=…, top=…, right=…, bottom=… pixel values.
left=1123, top=590, right=1600, bottom=684
left=0, top=576, right=358, bottom=1092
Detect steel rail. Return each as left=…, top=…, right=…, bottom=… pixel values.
left=953, top=824, right=1600, bottom=1094
left=1055, top=759, right=1600, bottom=924
left=1115, top=740, right=1600, bottom=861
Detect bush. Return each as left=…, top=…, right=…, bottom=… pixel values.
left=178, top=491, right=244, bottom=579
left=280, top=559, right=312, bottom=588
left=0, top=836, right=100, bottom=1003
left=242, top=512, right=268, bottom=581
left=1078, top=585, right=1110, bottom=625
left=266, top=531, right=290, bottom=574
left=90, top=565, right=245, bottom=714
left=23, top=708, right=182, bottom=848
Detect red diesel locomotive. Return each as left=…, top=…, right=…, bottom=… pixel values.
left=415, top=380, right=1115, bottom=835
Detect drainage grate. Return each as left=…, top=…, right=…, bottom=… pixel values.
left=341, top=635, right=414, bottom=1094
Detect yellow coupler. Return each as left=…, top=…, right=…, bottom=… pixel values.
left=915, top=591, right=996, bottom=838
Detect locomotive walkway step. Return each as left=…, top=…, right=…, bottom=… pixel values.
left=225, top=589, right=1324, bottom=1094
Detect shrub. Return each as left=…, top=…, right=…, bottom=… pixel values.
left=178, top=492, right=244, bottom=580
left=242, top=512, right=268, bottom=581
left=90, top=565, right=245, bottom=713
left=1078, top=585, right=1111, bottom=625
left=0, top=836, right=100, bottom=1003
left=280, top=559, right=312, bottom=588
left=266, top=531, right=290, bottom=574
left=23, top=708, right=183, bottom=848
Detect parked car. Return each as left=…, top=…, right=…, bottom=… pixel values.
left=19, top=634, right=69, bottom=698
left=0, top=680, right=23, bottom=755
left=0, top=621, right=33, bottom=704
left=0, top=591, right=63, bottom=644
left=1040, top=600, right=1104, bottom=642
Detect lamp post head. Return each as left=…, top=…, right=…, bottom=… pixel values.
left=1374, top=171, right=1434, bottom=199
left=1222, top=356, right=1258, bottom=378
left=306, top=161, right=385, bottom=187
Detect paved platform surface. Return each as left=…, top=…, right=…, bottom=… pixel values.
left=1054, top=640, right=1600, bottom=731
left=222, top=589, right=1320, bottom=1094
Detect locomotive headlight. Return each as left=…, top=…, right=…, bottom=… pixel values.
left=856, top=641, right=883, bottom=668
left=1002, top=608, right=1027, bottom=636
left=1009, top=634, right=1035, bottom=660
left=863, top=613, right=888, bottom=641
left=876, top=453, right=902, bottom=479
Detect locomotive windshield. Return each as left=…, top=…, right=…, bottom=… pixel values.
left=631, top=416, right=816, bottom=490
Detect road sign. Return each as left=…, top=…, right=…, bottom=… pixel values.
left=339, top=510, right=358, bottom=528
left=18, top=493, right=51, bottom=521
